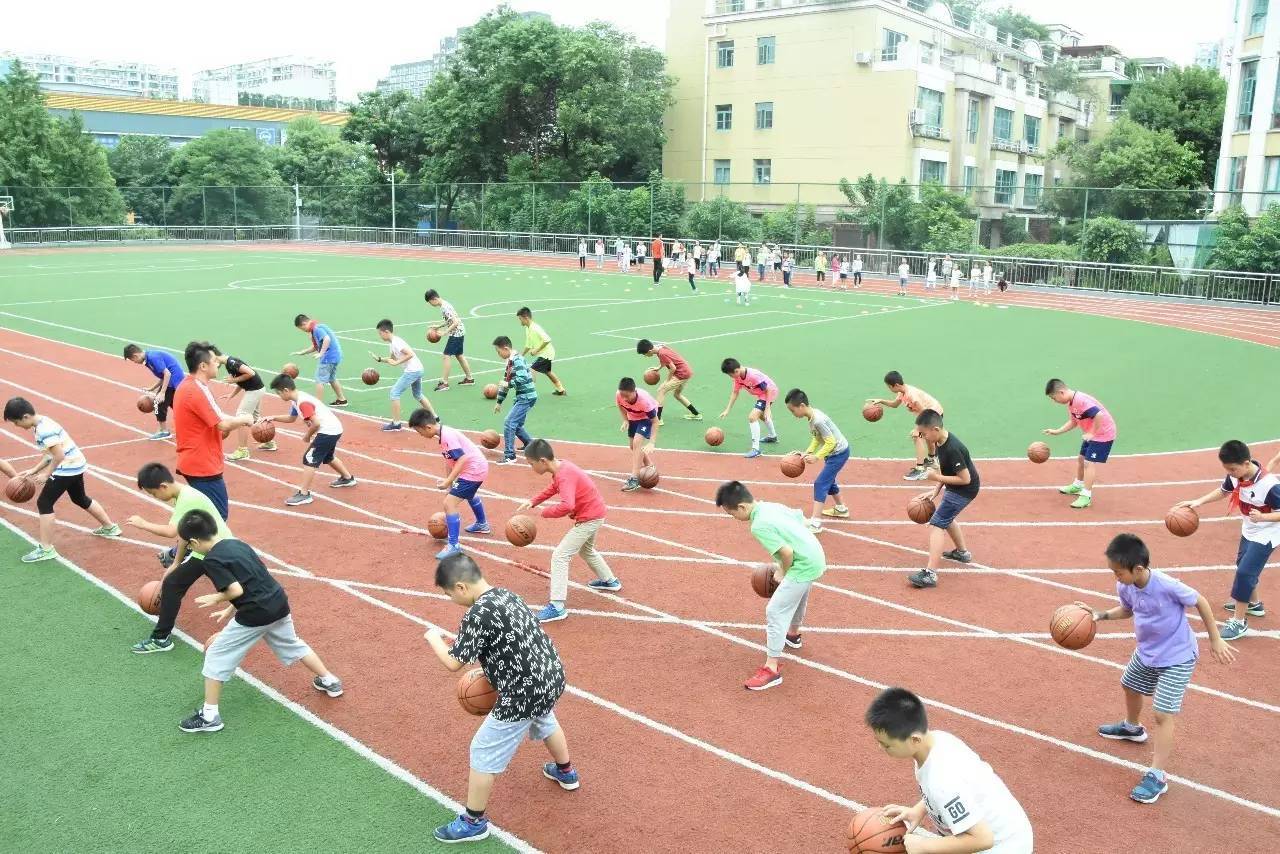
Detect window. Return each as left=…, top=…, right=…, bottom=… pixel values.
left=754, top=101, right=774, bottom=129
left=754, top=159, right=772, bottom=184
left=966, top=98, right=980, bottom=144
left=882, top=30, right=907, bottom=61
left=714, top=160, right=731, bottom=185
left=1264, top=156, right=1280, bottom=206
left=916, top=87, right=944, bottom=130
left=1023, top=173, right=1043, bottom=206
left=715, top=104, right=733, bottom=130
left=724, top=0, right=745, bottom=10
left=994, top=169, right=1017, bottom=205
left=993, top=107, right=1014, bottom=142
left=963, top=165, right=978, bottom=195
left=919, top=159, right=946, bottom=185
left=1273, top=66, right=1280, bottom=127
left=1238, top=60, right=1258, bottom=131
left=717, top=40, right=735, bottom=68
left=1024, top=115, right=1041, bottom=151
left=1228, top=156, right=1248, bottom=204
left=920, top=42, right=934, bottom=65
left=1058, top=118, right=1073, bottom=140
left=757, top=36, right=776, bottom=65
left=1251, top=0, right=1269, bottom=36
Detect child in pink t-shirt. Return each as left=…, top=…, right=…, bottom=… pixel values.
left=1043, top=378, right=1118, bottom=509
left=616, top=377, right=660, bottom=492
left=409, top=410, right=490, bottom=558
left=719, top=358, right=778, bottom=458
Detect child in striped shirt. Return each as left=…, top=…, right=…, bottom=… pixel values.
left=492, top=336, right=538, bottom=464
left=784, top=389, right=850, bottom=531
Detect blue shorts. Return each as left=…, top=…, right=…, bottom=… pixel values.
left=929, top=490, right=974, bottom=529
left=1233, top=536, right=1276, bottom=602
left=752, top=398, right=769, bottom=412
left=390, top=370, right=423, bottom=401
left=315, top=362, right=338, bottom=384
left=627, top=419, right=653, bottom=440
left=449, top=478, right=483, bottom=500
left=443, top=335, right=464, bottom=357
left=470, top=710, right=560, bottom=774
left=304, top=432, right=341, bottom=468
left=1080, top=439, right=1114, bottom=463
left=813, top=446, right=850, bottom=501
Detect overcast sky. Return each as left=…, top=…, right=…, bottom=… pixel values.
left=4, top=0, right=1236, bottom=103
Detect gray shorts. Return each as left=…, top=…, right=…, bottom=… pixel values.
left=235, top=388, right=265, bottom=419
left=470, top=710, right=560, bottom=774
left=202, top=614, right=313, bottom=682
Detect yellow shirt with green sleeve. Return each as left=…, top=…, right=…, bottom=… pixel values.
left=802, top=408, right=848, bottom=459
left=524, top=322, right=556, bottom=361
left=169, top=485, right=232, bottom=559
left=748, top=501, right=826, bottom=583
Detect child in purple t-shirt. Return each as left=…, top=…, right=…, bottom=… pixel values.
left=1076, top=534, right=1234, bottom=805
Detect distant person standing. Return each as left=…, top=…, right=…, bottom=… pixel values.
left=651, top=234, right=665, bottom=284
left=594, top=238, right=605, bottom=269
left=577, top=238, right=587, bottom=270
left=852, top=254, right=864, bottom=287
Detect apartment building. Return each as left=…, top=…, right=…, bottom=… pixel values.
left=2, top=51, right=178, bottom=99
left=662, top=0, right=1114, bottom=231
left=1215, top=0, right=1280, bottom=213
left=193, top=57, right=337, bottom=108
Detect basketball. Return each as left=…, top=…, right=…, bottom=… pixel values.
left=427, top=328, right=442, bottom=344
left=846, top=808, right=908, bottom=853
left=751, top=564, right=779, bottom=598
left=281, top=363, right=300, bottom=379
left=704, top=427, right=725, bottom=446
left=505, top=514, right=537, bottom=546
left=361, top=368, right=380, bottom=386
left=483, top=383, right=499, bottom=400
left=457, top=667, right=498, bottom=716
left=136, top=393, right=155, bottom=414
left=250, top=421, right=276, bottom=443
left=479, top=429, right=501, bottom=449
left=428, top=511, right=448, bottom=540
left=138, top=579, right=162, bottom=616
left=780, top=452, right=806, bottom=478
left=4, top=476, right=35, bottom=504
left=1027, top=441, right=1051, bottom=464
left=638, top=465, right=659, bottom=489
left=643, top=368, right=661, bottom=386
left=1050, top=603, right=1096, bottom=650
left=906, top=493, right=936, bottom=524
left=1165, top=506, right=1199, bottom=537
left=862, top=403, right=883, bottom=423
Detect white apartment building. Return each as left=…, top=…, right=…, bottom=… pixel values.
left=1215, top=0, right=1280, bottom=213
left=2, top=51, right=178, bottom=99
left=193, top=56, right=337, bottom=107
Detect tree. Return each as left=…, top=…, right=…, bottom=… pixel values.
left=108, top=135, right=174, bottom=224
left=275, top=117, right=386, bottom=226
left=837, top=175, right=915, bottom=249
left=1123, top=65, right=1226, bottom=185
left=680, top=197, right=760, bottom=242
left=166, top=129, right=289, bottom=226
left=908, top=184, right=977, bottom=252
left=1080, top=216, right=1145, bottom=264
left=987, top=6, right=1049, bottom=41
left=759, top=203, right=830, bottom=246
left=1207, top=205, right=1280, bottom=273
left=341, top=89, right=429, bottom=175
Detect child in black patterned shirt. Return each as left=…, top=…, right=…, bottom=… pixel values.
left=424, top=553, right=577, bottom=844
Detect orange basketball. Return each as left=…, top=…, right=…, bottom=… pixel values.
left=505, top=514, right=537, bottom=546
left=361, top=368, right=380, bottom=386
left=483, top=384, right=499, bottom=400
left=643, top=368, right=661, bottom=386
left=1165, top=506, right=1199, bottom=537
left=751, top=564, right=779, bottom=598
left=251, top=421, right=276, bottom=443
left=138, top=579, right=163, bottom=616
left=427, top=328, right=442, bottom=344
left=4, top=476, right=35, bottom=504
left=704, top=427, right=725, bottom=446
left=638, top=465, right=660, bottom=489
left=1050, top=603, right=1096, bottom=650
left=479, top=429, right=501, bottom=449
left=427, top=512, right=448, bottom=540
left=780, top=452, right=806, bottom=478
left=457, top=667, right=498, bottom=716
left=862, top=403, right=884, bottom=423
left=136, top=393, right=156, bottom=414
left=846, top=808, right=908, bottom=853
left=281, top=363, right=299, bottom=379
left=1027, top=441, right=1051, bottom=464
left=906, top=493, right=936, bottom=524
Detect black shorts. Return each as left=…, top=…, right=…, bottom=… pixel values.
left=157, top=386, right=177, bottom=422
left=304, top=433, right=341, bottom=468
left=37, top=473, right=93, bottom=514
left=531, top=357, right=553, bottom=374
left=443, top=335, right=464, bottom=357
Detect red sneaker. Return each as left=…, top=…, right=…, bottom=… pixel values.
left=744, top=666, right=782, bottom=691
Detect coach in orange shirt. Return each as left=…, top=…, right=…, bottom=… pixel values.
left=173, top=342, right=255, bottom=520
left=650, top=234, right=665, bottom=285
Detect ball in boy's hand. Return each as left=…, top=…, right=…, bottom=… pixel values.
left=136, top=394, right=156, bottom=414
left=643, top=368, right=661, bottom=386
left=751, top=564, right=779, bottom=599
left=479, top=430, right=501, bottom=449
left=638, top=465, right=659, bottom=489
left=1050, top=603, right=1096, bottom=650
left=4, top=476, right=35, bottom=504
left=505, top=514, right=537, bottom=546
left=483, top=384, right=499, bottom=400
left=251, top=421, right=276, bottom=443
left=428, top=512, right=448, bottom=540
left=846, top=808, right=907, bottom=853
left=780, top=452, right=806, bottom=478
left=1027, top=441, right=1051, bottom=464
left=138, top=580, right=163, bottom=616
left=457, top=667, right=498, bottom=716
left=1165, top=506, right=1199, bottom=537
left=906, top=493, right=936, bottom=525
left=861, top=403, right=883, bottom=423
left=281, top=363, right=300, bottom=379
left=427, top=328, right=442, bottom=344
left=361, top=368, right=380, bottom=386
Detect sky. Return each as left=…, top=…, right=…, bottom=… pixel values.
left=2, top=0, right=1236, bottom=103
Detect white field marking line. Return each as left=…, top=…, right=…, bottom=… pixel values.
left=3, top=435, right=152, bottom=463
left=0, top=514, right=542, bottom=854
left=0, top=286, right=234, bottom=307
left=469, top=292, right=714, bottom=319
left=342, top=336, right=507, bottom=366
left=0, top=263, right=233, bottom=279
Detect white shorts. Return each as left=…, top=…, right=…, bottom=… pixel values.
left=235, top=388, right=265, bottom=419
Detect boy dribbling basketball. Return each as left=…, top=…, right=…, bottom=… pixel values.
left=719, top=358, right=778, bottom=458
left=615, top=378, right=659, bottom=493
left=409, top=410, right=491, bottom=559
left=264, top=375, right=356, bottom=506
left=784, top=389, right=850, bottom=532
left=865, top=371, right=943, bottom=481
left=1043, top=378, right=1117, bottom=509
left=636, top=339, right=701, bottom=425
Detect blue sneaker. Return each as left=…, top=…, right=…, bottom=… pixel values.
left=435, top=544, right=462, bottom=560
left=587, top=578, right=622, bottom=592
left=542, top=762, right=581, bottom=790
left=1129, top=771, right=1168, bottom=804
left=743, top=448, right=761, bottom=459
left=535, top=603, right=567, bottom=623
left=1098, top=721, right=1148, bottom=743
left=465, top=522, right=491, bottom=534
left=433, top=814, right=491, bottom=843
left=760, top=436, right=779, bottom=444
left=380, top=421, right=402, bottom=432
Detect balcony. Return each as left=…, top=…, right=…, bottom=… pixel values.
left=992, top=138, right=1021, bottom=153
left=912, top=124, right=950, bottom=141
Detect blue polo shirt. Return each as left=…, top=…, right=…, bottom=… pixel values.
left=312, top=323, right=342, bottom=364
left=143, top=350, right=185, bottom=386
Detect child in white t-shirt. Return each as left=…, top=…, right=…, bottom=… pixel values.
left=839, top=257, right=852, bottom=290
left=949, top=265, right=961, bottom=301
left=926, top=259, right=937, bottom=290
left=865, top=687, right=1033, bottom=854
left=635, top=241, right=646, bottom=268
left=594, top=239, right=605, bottom=268
left=968, top=263, right=981, bottom=297
left=733, top=270, right=752, bottom=305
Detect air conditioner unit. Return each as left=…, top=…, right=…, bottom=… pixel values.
left=855, top=51, right=874, bottom=65
left=909, top=108, right=925, bottom=125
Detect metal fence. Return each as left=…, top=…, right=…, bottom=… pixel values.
left=5, top=223, right=1279, bottom=306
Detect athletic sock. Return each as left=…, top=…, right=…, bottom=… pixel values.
left=749, top=421, right=761, bottom=446
left=657, top=406, right=664, bottom=420
left=446, top=513, right=461, bottom=546
left=202, top=703, right=219, bottom=720
left=1073, top=479, right=1084, bottom=488
left=468, top=499, right=487, bottom=526
left=1080, top=489, right=1092, bottom=498
left=551, top=600, right=566, bottom=610
left=1149, top=768, right=1167, bottom=782
left=687, top=404, right=700, bottom=416
left=319, top=674, right=338, bottom=687
left=556, top=761, right=573, bottom=773
left=465, top=808, right=486, bottom=822
left=765, top=417, right=777, bottom=438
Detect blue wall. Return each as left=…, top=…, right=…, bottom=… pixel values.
left=46, top=108, right=288, bottom=148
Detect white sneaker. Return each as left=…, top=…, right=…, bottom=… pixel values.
left=806, top=519, right=823, bottom=532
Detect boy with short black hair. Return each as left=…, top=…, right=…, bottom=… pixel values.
left=866, top=371, right=944, bottom=481
left=1043, top=378, right=1118, bottom=509
left=174, top=508, right=343, bottom=734
left=409, top=410, right=490, bottom=559
left=123, top=343, right=184, bottom=440
left=517, top=307, right=566, bottom=395
left=290, top=313, right=347, bottom=407
left=493, top=336, right=537, bottom=464
left=865, top=686, right=1034, bottom=852
left=616, top=377, right=659, bottom=493
left=265, top=375, right=356, bottom=506
left=716, top=480, right=825, bottom=690
left=636, top=339, right=700, bottom=424
left=215, top=349, right=271, bottom=459
left=3, top=396, right=120, bottom=563
left=784, top=389, right=850, bottom=532
left=1174, top=439, right=1280, bottom=640
left=424, top=289, right=475, bottom=391
left=908, top=410, right=979, bottom=589
left=719, top=358, right=778, bottom=458
left=424, top=553, right=576, bottom=843
left=371, top=318, right=434, bottom=432
left=1081, top=533, right=1234, bottom=803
